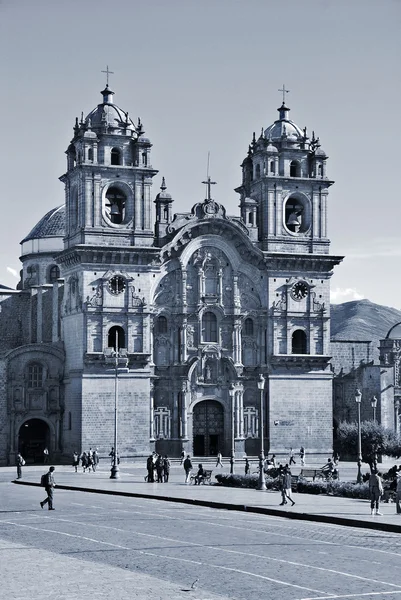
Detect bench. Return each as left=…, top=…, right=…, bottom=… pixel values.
left=190, top=469, right=213, bottom=485
left=300, top=468, right=339, bottom=482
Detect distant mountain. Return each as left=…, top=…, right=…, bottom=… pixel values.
left=331, top=299, right=401, bottom=343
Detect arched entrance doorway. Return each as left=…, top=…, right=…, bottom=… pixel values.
left=18, top=419, right=50, bottom=464
left=193, top=400, right=224, bottom=456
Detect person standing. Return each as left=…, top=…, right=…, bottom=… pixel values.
left=183, top=454, right=193, bottom=483
left=396, top=473, right=401, bottom=515
left=280, top=467, right=295, bottom=506
left=163, top=455, right=170, bottom=482
left=109, top=447, right=115, bottom=466
left=299, top=446, right=305, bottom=466
left=155, top=454, right=164, bottom=483
left=43, top=447, right=49, bottom=464
left=72, top=451, right=79, bottom=472
left=146, top=454, right=155, bottom=482
left=16, top=452, right=25, bottom=479
left=40, top=466, right=56, bottom=510
left=92, top=448, right=99, bottom=472
left=244, top=458, right=250, bottom=475
left=179, top=450, right=185, bottom=465
left=369, top=469, right=384, bottom=516
left=215, top=452, right=223, bottom=468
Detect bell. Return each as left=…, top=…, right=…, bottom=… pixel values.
left=287, top=211, right=300, bottom=227
left=110, top=202, right=120, bottom=216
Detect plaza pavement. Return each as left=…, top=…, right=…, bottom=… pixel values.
left=9, top=459, right=401, bottom=534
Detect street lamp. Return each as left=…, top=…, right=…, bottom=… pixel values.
left=229, top=384, right=235, bottom=474
left=395, top=399, right=400, bottom=435
left=104, top=330, right=128, bottom=480
left=371, top=396, right=377, bottom=423
left=257, top=373, right=266, bottom=491
left=355, top=388, right=363, bottom=484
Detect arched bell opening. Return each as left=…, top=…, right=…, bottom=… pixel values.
left=18, top=419, right=50, bottom=464
left=108, top=326, right=125, bottom=350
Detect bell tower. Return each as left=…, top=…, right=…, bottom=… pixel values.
left=236, top=91, right=332, bottom=255
left=60, top=85, right=158, bottom=249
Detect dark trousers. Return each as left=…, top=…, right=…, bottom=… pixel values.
left=17, top=465, right=22, bottom=479
left=42, top=486, right=54, bottom=509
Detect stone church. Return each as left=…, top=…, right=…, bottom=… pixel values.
left=0, top=84, right=346, bottom=465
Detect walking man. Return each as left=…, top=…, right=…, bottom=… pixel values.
left=40, top=466, right=56, bottom=510
left=369, top=469, right=383, bottom=516
left=215, top=452, right=223, bottom=468
left=43, top=447, right=49, bottom=464
left=299, top=446, right=305, bottom=466
left=16, top=452, right=25, bottom=479
left=288, top=447, right=296, bottom=466
left=183, top=454, right=193, bottom=483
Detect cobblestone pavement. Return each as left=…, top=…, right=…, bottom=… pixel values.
left=2, top=477, right=401, bottom=600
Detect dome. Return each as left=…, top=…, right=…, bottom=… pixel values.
left=266, top=142, right=278, bottom=153
left=21, top=205, right=65, bottom=244
left=386, top=322, right=401, bottom=340
left=264, top=119, right=304, bottom=142
left=315, top=147, right=327, bottom=157
left=84, top=85, right=135, bottom=132
left=264, top=102, right=304, bottom=143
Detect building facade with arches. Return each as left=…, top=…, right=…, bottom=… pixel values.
left=0, top=86, right=346, bottom=464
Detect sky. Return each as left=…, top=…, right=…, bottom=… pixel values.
left=1, top=0, right=400, bottom=309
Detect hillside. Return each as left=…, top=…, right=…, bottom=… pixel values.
left=330, top=299, right=401, bottom=343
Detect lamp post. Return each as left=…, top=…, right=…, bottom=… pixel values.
left=395, top=399, right=400, bottom=435
left=105, top=331, right=128, bottom=480
left=229, top=384, right=235, bottom=474
left=355, top=388, right=363, bottom=484
left=371, top=396, right=377, bottom=423
left=257, top=373, right=266, bottom=491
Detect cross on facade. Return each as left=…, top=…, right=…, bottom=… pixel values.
left=202, top=175, right=216, bottom=201
left=101, top=65, right=114, bottom=86
left=278, top=84, right=290, bottom=103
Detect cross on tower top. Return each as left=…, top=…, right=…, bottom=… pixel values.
left=278, top=84, right=290, bottom=103
left=101, top=65, right=114, bottom=86
left=202, top=175, right=217, bottom=201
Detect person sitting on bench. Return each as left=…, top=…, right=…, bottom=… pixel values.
left=321, top=458, right=334, bottom=476
left=194, top=463, right=207, bottom=485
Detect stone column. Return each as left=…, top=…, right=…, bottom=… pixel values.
left=235, top=389, right=240, bottom=438
left=149, top=382, right=155, bottom=441
left=218, top=268, right=223, bottom=304
left=52, top=281, right=60, bottom=342
left=37, top=286, right=43, bottom=343
left=181, top=319, right=187, bottom=362
left=238, top=388, right=244, bottom=438
left=181, top=381, right=189, bottom=440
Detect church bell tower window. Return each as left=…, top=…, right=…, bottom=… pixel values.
left=105, top=187, right=126, bottom=224
left=285, top=197, right=304, bottom=233
left=290, top=160, right=300, bottom=177
left=111, top=148, right=121, bottom=165
left=108, top=326, right=125, bottom=350
left=292, top=330, right=307, bottom=354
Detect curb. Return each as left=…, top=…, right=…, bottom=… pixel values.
left=13, top=480, right=401, bottom=534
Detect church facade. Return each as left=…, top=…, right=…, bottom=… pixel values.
left=0, top=85, right=345, bottom=465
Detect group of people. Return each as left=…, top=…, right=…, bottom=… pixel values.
left=145, top=452, right=171, bottom=482
left=72, top=448, right=100, bottom=472
left=369, top=465, right=401, bottom=516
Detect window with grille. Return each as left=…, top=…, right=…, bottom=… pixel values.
left=203, top=312, right=217, bottom=342
left=28, top=364, right=43, bottom=388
